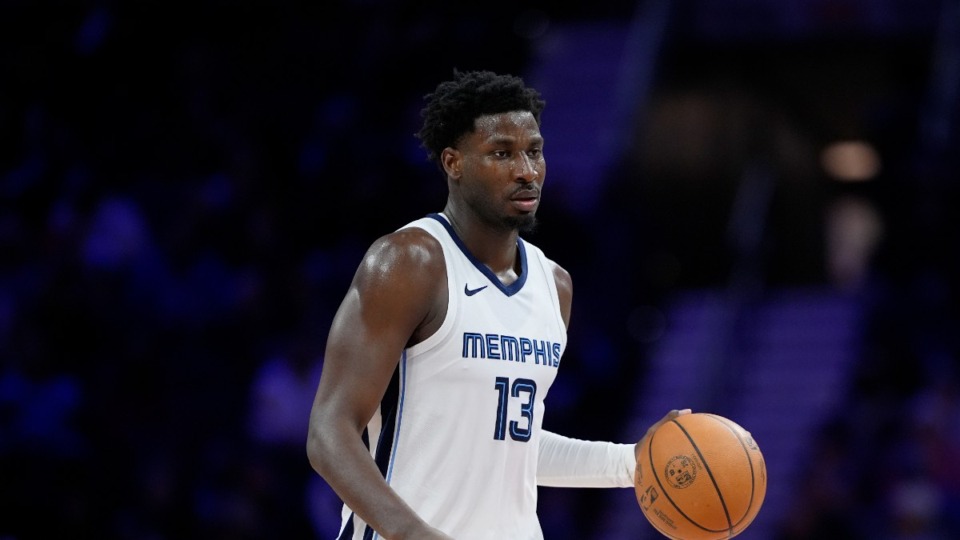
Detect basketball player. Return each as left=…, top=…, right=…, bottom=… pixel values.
left=306, top=69, right=687, bottom=540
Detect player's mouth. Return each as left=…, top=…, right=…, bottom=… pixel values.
left=510, top=190, right=540, bottom=212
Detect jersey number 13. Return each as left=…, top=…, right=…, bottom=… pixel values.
left=493, top=377, right=537, bottom=442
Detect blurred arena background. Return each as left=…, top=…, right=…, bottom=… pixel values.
left=2, top=0, right=958, bottom=538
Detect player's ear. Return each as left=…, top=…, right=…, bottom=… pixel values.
left=441, top=147, right=461, bottom=180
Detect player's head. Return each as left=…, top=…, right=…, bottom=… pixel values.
left=416, top=69, right=546, bottom=168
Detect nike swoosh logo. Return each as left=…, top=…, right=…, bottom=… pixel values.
left=464, top=284, right=488, bottom=296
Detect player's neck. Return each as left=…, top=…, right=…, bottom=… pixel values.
left=442, top=208, right=520, bottom=277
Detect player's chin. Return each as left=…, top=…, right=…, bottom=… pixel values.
left=513, top=213, right=539, bottom=234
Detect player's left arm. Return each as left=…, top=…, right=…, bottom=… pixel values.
left=538, top=412, right=691, bottom=488
left=537, top=430, right=637, bottom=488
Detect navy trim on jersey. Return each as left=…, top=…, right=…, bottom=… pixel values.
left=337, top=514, right=354, bottom=540
left=385, top=351, right=407, bottom=484
left=427, top=213, right=528, bottom=297
left=373, top=364, right=401, bottom=477
left=357, top=351, right=407, bottom=540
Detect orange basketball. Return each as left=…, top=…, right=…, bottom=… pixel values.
left=635, top=413, right=767, bottom=539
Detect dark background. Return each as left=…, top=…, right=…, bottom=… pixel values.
left=2, top=0, right=959, bottom=538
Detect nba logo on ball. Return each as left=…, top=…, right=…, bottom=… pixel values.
left=635, top=413, right=767, bottom=540
left=666, top=455, right=699, bottom=489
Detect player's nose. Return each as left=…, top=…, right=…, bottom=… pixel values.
left=513, top=153, right=538, bottom=182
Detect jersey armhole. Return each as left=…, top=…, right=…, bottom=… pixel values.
left=401, top=220, right=458, bottom=358
left=530, top=244, right=567, bottom=340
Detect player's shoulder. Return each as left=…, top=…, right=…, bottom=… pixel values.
left=361, top=224, right=445, bottom=276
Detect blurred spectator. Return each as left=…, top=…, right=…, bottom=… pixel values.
left=824, top=194, right=884, bottom=292
left=246, top=332, right=326, bottom=538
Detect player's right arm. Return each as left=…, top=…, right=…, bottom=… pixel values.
left=307, top=228, right=453, bottom=540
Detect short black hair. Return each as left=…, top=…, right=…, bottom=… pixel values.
left=416, top=69, right=546, bottom=165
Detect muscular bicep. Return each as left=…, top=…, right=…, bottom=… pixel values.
left=312, top=230, right=445, bottom=430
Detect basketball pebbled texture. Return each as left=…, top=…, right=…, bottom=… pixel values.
left=635, top=413, right=767, bottom=540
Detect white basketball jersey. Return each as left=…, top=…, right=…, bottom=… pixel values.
left=337, top=213, right=568, bottom=540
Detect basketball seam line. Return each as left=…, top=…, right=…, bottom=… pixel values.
left=648, top=421, right=729, bottom=536
left=704, top=413, right=761, bottom=529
